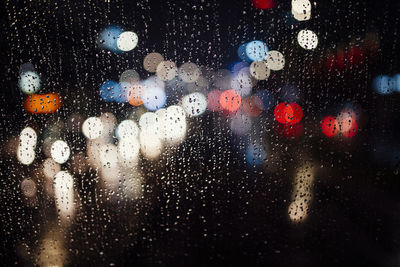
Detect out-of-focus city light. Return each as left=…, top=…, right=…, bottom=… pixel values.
left=143, top=52, right=164, bottom=73
left=178, top=62, right=200, bottom=83
left=120, top=69, right=140, bottom=84
left=139, top=130, right=163, bottom=160
left=207, top=89, right=223, bottom=112
left=275, top=122, right=303, bottom=139
left=182, top=92, right=207, bottom=117
left=274, top=103, right=290, bottom=124
left=220, top=89, right=242, bottom=112
left=118, top=137, right=140, bottom=167
left=250, top=61, right=270, bottom=80
left=21, top=178, right=37, bottom=198
left=252, top=0, right=276, bottom=9
left=231, top=67, right=254, bottom=96
left=116, top=120, right=139, bottom=140
left=18, top=71, right=40, bottom=94
left=286, top=103, right=303, bottom=124
left=17, top=127, right=37, bottom=165
left=242, top=95, right=263, bottom=117
left=142, top=85, right=166, bottom=111
left=321, top=116, right=339, bottom=137
left=128, top=82, right=145, bottom=106
left=229, top=61, right=249, bottom=73
left=245, top=142, right=267, bottom=166
left=42, top=158, right=61, bottom=180
left=100, top=112, right=117, bottom=138
left=99, top=144, right=119, bottom=170
left=54, top=171, right=75, bottom=220
left=50, top=140, right=70, bottom=164
left=373, top=75, right=392, bottom=95
left=97, top=26, right=123, bottom=53
left=297, top=29, right=318, bottom=50
left=160, top=105, right=187, bottom=145
left=99, top=80, right=122, bottom=102
left=82, top=117, right=104, bottom=140
left=24, top=93, right=62, bottom=114
left=265, top=50, right=285, bottom=71
left=230, top=113, right=252, bottom=135
left=245, top=40, right=269, bottom=62
left=291, top=0, right=312, bottom=21
left=116, top=31, right=138, bottom=52
left=156, top=60, right=178, bottom=81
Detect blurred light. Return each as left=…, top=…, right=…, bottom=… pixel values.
left=123, top=172, right=143, bottom=201
left=292, top=9, right=311, bottom=21
left=142, top=86, right=166, bottom=111
left=24, top=93, right=62, bottom=114
left=156, top=60, right=178, bottom=81
left=265, top=50, right=285, bottom=71
left=143, top=52, right=164, bottom=73
left=139, top=130, right=163, bottom=160
left=178, top=62, right=201, bottom=83
left=337, top=108, right=357, bottom=133
left=250, top=61, right=270, bottom=80
left=291, top=0, right=311, bottom=21
left=242, top=95, right=263, bottom=117
left=342, top=120, right=358, bottom=138
left=245, top=40, right=269, bottom=61
left=99, top=144, right=119, bottom=169
left=286, top=103, right=303, bottom=124
left=212, top=69, right=231, bottom=90
left=82, top=117, right=104, bottom=139
left=231, top=67, right=254, bottom=96
left=18, top=71, right=40, bottom=94
left=100, top=112, right=117, bottom=138
left=86, top=138, right=105, bottom=169
left=252, top=0, right=276, bottom=9
left=229, top=61, right=249, bottom=73
left=160, top=105, right=187, bottom=145
left=120, top=69, right=140, bottom=84
left=373, top=75, right=392, bottom=95
left=321, top=116, right=339, bottom=137
left=17, top=127, right=37, bottom=165
left=128, top=82, right=145, bottom=106
left=21, top=179, right=37, bottom=198
left=42, top=158, right=61, bottom=180
left=393, top=74, right=400, bottom=92
left=19, top=62, right=35, bottom=74
left=297, top=29, right=318, bottom=50
left=245, top=142, right=266, bottom=166
left=118, top=137, right=140, bottom=167
left=186, top=75, right=209, bottom=93
left=182, top=92, right=207, bottom=117
left=116, top=120, right=139, bottom=140
left=207, top=90, right=223, bottom=112
left=220, top=89, right=242, bottom=112
left=230, top=113, right=252, bottom=135
left=274, top=103, right=290, bottom=124
left=99, top=80, right=118, bottom=102
left=50, top=140, right=70, bottom=164
left=116, top=31, right=138, bottom=52
left=275, top=122, right=303, bottom=139
left=54, top=171, right=75, bottom=220
left=98, top=26, right=123, bottom=53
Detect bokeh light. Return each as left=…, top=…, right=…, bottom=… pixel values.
left=207, top=89, right=223, bottom=112
left=297, top=29, right=318, bottom=50
left=18, top=71, right=40, bottom=94
left=116, top=120, right=139, bottom=140
left=182, top=92, right=207, bottom=117
left=245, top=40, right=269, bottom=61
left=50, top=140, right=70, bottom=164
left=143, top=52, right=164, bottom=73
left=98, top=26, right=123, bottom=53
left=178, top=62, right=200, bottom=83
left=142, top=86, right=166, bottom=111
left=54, top=170, right=75, bottom=220
left=156, top=60, right=178, bottom=81
left=321, top=116, right=339, bottom=137
left=373, top=75, right=392, bottom=94
left=242, top=95, right=263, bottom=117
left=220, top=89, right=242, bottom=112
left=265, top=50, right=285, bottom=71
left=24, top=93, right=62, bottom=114
left=252, top=0, right=276, bottom=9
left=82, top=117, right=104, bottom=140
left=250, top=61, right=270, bottom=80
left=116, top=31, right=138, bottom=52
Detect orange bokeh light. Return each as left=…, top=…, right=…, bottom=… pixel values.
left=24, top=93, right=62, bottom=114
left=220, top=89, right=242, bottom=112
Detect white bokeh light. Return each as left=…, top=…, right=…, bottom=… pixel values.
left=265, top=50, right=285, bottom=71
left=51, top=140, right=71, bottom=164
left=182, top=92, right=207, bottom=117
left=297, top=29, right=318, bottom=50
left=117, top=31, right=138, bottom=52
left=156, top=60, right=178, bottom=81
left=18, top=71, right=40, bottom=94
left=82, top=117, right=104, bottom=140
left=250, top=61, right=271, bottom=80
left=178, top=62, right=201, bottom=83
left=116, top=120, right=139, bottom=140
left=54, top=171, right=75, bottom=220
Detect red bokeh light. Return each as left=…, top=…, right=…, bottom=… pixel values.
left=220, top=89, right=242, bottom=112
left=252, top=0, right=276, bottom=9
left=275, top=122, right=303, bottom=139
left=274, top=103, right=303, bottom=124
left=274, top=103, right=289, bottom=124
left=321, top=116, right=339, bottom=137
left=207, top=89, right=223, bottom=112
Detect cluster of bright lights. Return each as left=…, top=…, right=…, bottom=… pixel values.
left=98, top=26, right=138, bottom=53
left=373, top=74, right=400, bottom=95
left=321, top=108, right=358, bottom=138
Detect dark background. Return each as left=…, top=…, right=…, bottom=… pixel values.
left=1, top=0, right=400, bottom=266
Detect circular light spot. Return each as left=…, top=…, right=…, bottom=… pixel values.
left=291, top=0, right=311, bottom=14
left=19, top=71, right=40, bottom=94
left=245, top=40, right=269, bottom=61
left=297, top=30, right=318, bottom=50
left=182, top=92, right=207, bottom=117
left=116, top=120, right=139, bottom=140
left=242, top=96, right=263, bottom=117
left=178, top=62, right=201, bottom=83
left=220, top=90, right=242, bottom=112
left=373, top=75, right=392, bottom=94
left=127, top=83, right=145, bottom=106
left=265, top=50, right=285, bottom=71
left=231, top=67, right=255, bottom=96
left=139, top=130, right=163, bottom=160
left=286, top=103, right=303, bottom=124
left=21, top=179, right=37, bottom=198
left=143, top=52, right=164, bottom=73
left=274, top=103, right=291, bottom=124
left=82, top=117, right=104, bottom=139
left=321, top=116, right=339, bottom=137
left=120, top=69, right=140, bottom=84
left=142, top=86, right=166, bottom=111
left=98, top=26, right=123, bottom=53
left=250, top=61, right=270, bottom=80
left=292, top=9, right=311, bottom=21
left=117, top=31, right=138, bottom=52
left=19, top=127, right=37, bottom=148
left=252, top=0, right=276, bottom=9
left=54, top=171, right=75, bottom=218
left=156, top=60, right=178, bottom=81
left=51, top=140, right=70, bottom=164
left=99, top=80, right=120, bottom=102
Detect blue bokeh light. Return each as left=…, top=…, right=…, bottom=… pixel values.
left=373, top=75, right=392, bottom=95
left=245, top=40, right=269, bottom=62
left=98, top=26, right=123, bottom=53
left=100, top=80, right=119, bottom=102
